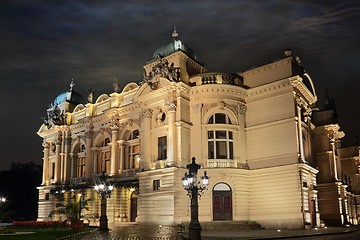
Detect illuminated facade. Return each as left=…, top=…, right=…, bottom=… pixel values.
left=37, top=31, right=359, bottom=229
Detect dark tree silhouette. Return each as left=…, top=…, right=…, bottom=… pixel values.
left=0, top=162, right=42, bottom=221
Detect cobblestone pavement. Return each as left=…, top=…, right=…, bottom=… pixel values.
left=64, top=225, right=360, bottom=240
left=65, top=225, right=182, bottom=240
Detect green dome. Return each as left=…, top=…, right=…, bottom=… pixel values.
left=53, top=90, right=86, bottom=106
left=153, top=39, right=199, bottom=62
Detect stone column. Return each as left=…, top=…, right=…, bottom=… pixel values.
left=85, top=130, right=93, bottom=180
left=110, top=124, right=119, bottom=176
left=238, top=103, right=247, bottom=167
left=191, top=104, right=202, bottom=164
left=329, top=136, right=339, bottom=181
left=117, top=140, right=126, bottom=174
left=69, top=153, right=74, bottom=178
left=63, top=130, right=71, bottom=183
left=54, top=139, right=61, bottom=183
left=167, top=102, right=177, bottom=166
left=140, top=109, right=152, bottom=170
left=42, top=141, right=50, bottom=185
left=304, top=108, right=312, bottom=162
left=296, top=97, right=306, bottom=163
left=91, top=147, right=100, bottom=174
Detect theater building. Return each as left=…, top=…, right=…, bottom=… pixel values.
left=37, top=31, right=359, bottom=229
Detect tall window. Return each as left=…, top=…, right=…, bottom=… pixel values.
left=77, top=144, right=86, bottom=177
left=126, top=130, right=140, bottom=169
left=158, top=136, right=167, bottom=160
left=208, top=113, right=233, bottom=160
left=77, top=156, right=86, bottom=177
left=51, top=162, right=55, bottom=179
left=98, top=137, right=110, bottom=173
left=99, top=151, right=110, bottom=173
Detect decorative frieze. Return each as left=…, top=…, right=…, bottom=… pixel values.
left=201, top=101, right=247, bottom=116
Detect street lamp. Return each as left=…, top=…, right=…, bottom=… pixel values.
left=182, top=157, right=209, bottom=240
left=94, top=172, right=114, bottom=231
left=0, top=197, right=6, bottom=204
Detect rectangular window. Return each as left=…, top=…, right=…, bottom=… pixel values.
left=78, top=157, right=86, bottom=177
left=216, top=131, right=227, bottom=139
left=208, top=131, right=214, bottom=139
left=45, top=193, right=50, bottom=201
left=216, top=141, right=227, bottom=159
left=158, top=136, right=167, bottom=160
left=208, top=141, right=214, bottom=159
left=153, top=179, right=160, bottom=191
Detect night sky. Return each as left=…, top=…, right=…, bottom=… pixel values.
left=0, top=0, right=359, bottom=170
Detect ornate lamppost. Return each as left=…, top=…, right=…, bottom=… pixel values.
left=182, top=157, right=209, bottom=240
left=94, top=172, right=114, bottom=231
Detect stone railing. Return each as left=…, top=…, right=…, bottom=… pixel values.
left=190, top=73, right=244, bottom=86
left=207, top=159, right=235, bottom=168
left=69, top=177, right=85, bottom=185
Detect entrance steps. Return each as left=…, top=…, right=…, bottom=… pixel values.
left=200, top=221, right=262, bottom=230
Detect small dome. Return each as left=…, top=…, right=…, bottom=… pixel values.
left=52, top=80, right=86, bottom=107
left=153, top=39, right=199, bottom=61
left=152, top=28, right=199, bottom=62
left=53, top=90, right=86, bottom=106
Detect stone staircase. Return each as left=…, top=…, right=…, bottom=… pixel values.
left=198, top=221, right=263, bottom=230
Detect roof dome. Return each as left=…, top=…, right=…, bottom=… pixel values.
left=52, top=80, right=86, bottom=106
left=53, top=90, right=86, bottom=106
left=152, top=28, right=199, bottom=62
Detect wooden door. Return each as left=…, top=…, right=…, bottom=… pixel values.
left=213, top=190, right=232, bottom=221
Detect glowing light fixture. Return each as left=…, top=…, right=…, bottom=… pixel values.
left=181, top=157, right=209, bottom=240
left=94, top=171, right=113, bottom=231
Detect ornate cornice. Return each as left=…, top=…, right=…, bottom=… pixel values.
left=290, top=76, right=317, bottom=105
left=191, top=85, right=247, bottom=99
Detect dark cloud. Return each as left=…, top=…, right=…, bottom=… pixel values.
left=0, top=0, right=359, bottom=169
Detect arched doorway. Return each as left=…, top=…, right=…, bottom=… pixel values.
left=213, top=183, right=232, bottom=221
left=130, top=192, right=138, bottom=222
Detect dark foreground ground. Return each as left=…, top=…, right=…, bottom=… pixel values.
left=62, top=225, right=360, bottom=240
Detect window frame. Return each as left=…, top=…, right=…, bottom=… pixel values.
left=157, top=136, right=167, bottom=160
left=207, top=113, right=234, bottom=161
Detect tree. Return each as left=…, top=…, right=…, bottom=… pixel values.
left=49, top=193, right=91, bottom=229
left=0, top=162, right=42, bottom=221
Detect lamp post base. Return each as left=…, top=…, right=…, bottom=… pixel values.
left=99, top=216, right=109, bottom=231
left=188, top=223, right=202, bottom=240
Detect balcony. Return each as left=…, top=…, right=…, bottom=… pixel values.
left=207, top=159, right=235, bottom=168
left=190, top=73, right=245, bottom=87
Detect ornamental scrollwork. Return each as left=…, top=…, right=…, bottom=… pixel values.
left=239, top=104, right=247, bottom=115
left=42, top=104, right=65, bottom=129
left=141, top=55, right=180, bottom=90
left=140, top=108, right=153, bottom=121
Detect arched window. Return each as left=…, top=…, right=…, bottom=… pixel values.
left=207, top=113, right=233, bottom=160
left=208, top=113, right=232, bottom=124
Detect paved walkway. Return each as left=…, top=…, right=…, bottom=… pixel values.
left=202, top=226, right=357, bottom=239
left=63, top=225, right=360, bottom=240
